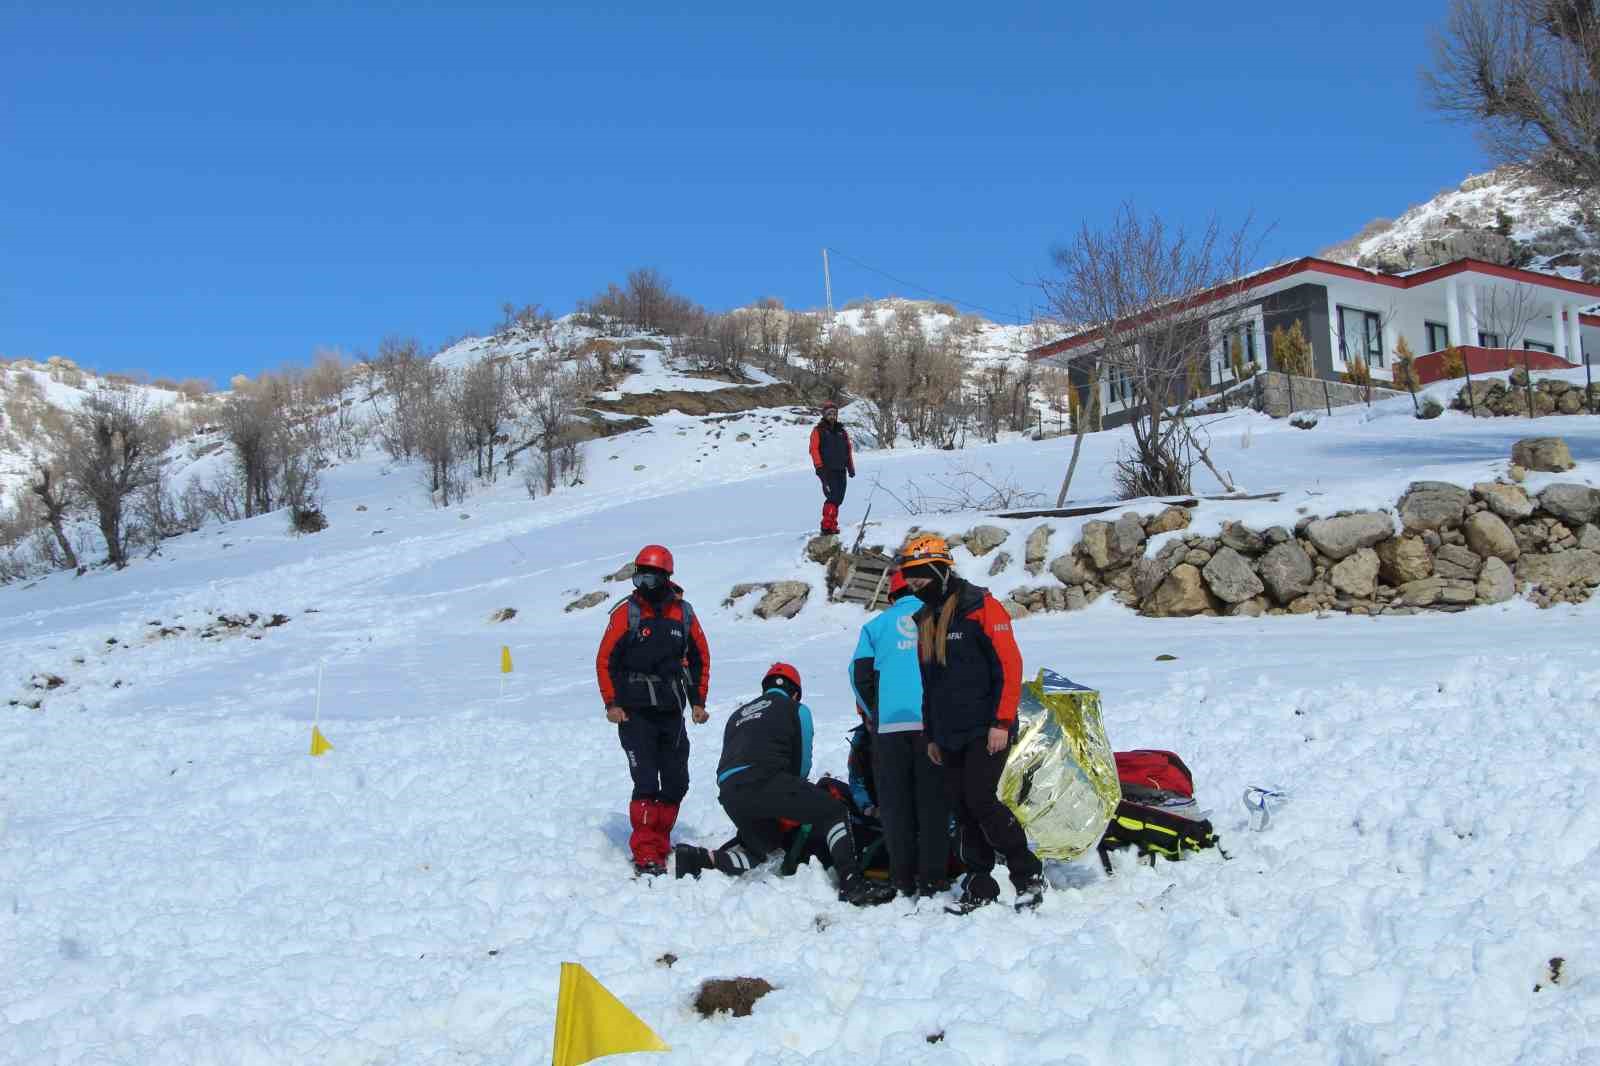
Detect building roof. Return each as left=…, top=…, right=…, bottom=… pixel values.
left=1028, top=256, right=1600, bottom=361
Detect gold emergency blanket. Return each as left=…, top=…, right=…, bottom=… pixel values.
left=998, top=669, right=1122, bottom=860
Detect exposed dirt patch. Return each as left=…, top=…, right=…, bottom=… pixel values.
left=693, top=977, right=774, bottom=1018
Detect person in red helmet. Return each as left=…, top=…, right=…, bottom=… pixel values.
left=673, top=663, right=895, bottom=907
left=595, top=544, right=711, bottom=877
left=808, top=399, right=855, bottom=535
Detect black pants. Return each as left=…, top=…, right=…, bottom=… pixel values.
left=940, top=736, right=1041, bottom=894
left=618, top=707, right=689, bottom=804
left=819, top=469, right=848, bottom=505
left=873, top=730, right=950, bottom=889
left=719, top=772, right=859, bottom=877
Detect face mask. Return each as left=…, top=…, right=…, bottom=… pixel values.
left=911, top=567, right=949, bottom=604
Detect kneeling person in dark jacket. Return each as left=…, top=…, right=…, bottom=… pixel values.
left=674, top=663, right=896, bottom=907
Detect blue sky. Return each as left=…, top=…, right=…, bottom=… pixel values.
left=4, top=1, right=1483, bottom=381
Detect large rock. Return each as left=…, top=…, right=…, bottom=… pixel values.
left=987, top=551, right=1012, bottom=576
left=1145, top=506, right=1191, bottom=536
left=963, top=525, right=1010, bottom=558
left=1463, top=511, right=1520, bottom=562
left=1580, top=524, right=1600, bottom=552
left=1134, top=553, right=1177, bottom=602
left=805, top=534, right=841, bottom=564
left=1218, top=522, right=1267, bottom=556
left=563, top=591, right=608, bottom=612
left=1258, top=541, right=1314, bottom=605
left=1433, top=543, right=1483, bottom=580
left=1330, top=548, right=1380, bottom=599
left=1476, top=557, right=1515, bottom=604
left=1397, top=577, right=1478, bottom=607
left=1473, top=482, right=1534, bottom=520
left=1201, top=546, right=1264, bottom=604
left=1078, top=521, right=1115, bottom=570
left=1511, top=437, right=1574, bottom=473
left=1146, top=564, right=1214, bottom=617
left=1398, top=482, right=1472, bottom=532
left=1049, top=552, right=1089, bottom=586
left=1539, top=484, right=1600, bottom=527
left=1303, top=512, right=1394, bottom=560
left=754, top=581, right=811, bottom=619
left=1024, top=524, right=1054, bottom=575
left=1517, top=549, right=1600, bottom=590
left=1376, top=535, right=1433, bottom=585
left=1113, top=513, right=1147, bottom=562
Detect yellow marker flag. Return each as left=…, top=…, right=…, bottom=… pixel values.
left=309, top=725, right=333, bottom=757
left=501, top=646, right=514, bottom=674
left=552, top=962, right=668, bottom=1066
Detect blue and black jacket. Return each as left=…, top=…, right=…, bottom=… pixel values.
left=715, top=688, right=813, bottom=787
left=848, top=593, right=925, bottom=734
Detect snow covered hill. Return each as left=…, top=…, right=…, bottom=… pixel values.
left=1322, top=165, right=1600, bottom=284
left=3, top=370, right=1599, bottom=1065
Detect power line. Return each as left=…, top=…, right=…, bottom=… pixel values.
left=823, top=246, right=1028, bottom=324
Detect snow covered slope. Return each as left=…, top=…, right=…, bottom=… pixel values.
left=3, top=370, right=1599, bottom=1065
left=1322, top=165, right=1600, bottom=283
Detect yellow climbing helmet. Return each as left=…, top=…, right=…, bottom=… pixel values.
left=898, top=534, right=953, bottom=571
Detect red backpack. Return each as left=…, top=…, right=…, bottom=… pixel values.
left=1098, top=749, right=1221, bottom=872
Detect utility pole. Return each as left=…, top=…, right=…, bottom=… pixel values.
left=822, top=247, right=834, bottom=334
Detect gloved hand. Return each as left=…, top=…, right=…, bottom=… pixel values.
left=815, top=466, right=824, bottom=477
left=847, top=469, right=855, bottom=478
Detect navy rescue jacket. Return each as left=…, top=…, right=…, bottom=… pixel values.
left=914, top=578, right=1024, bottom=751
left=716, top=688, right=814, bottom=787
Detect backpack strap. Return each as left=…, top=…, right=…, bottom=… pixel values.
left=623, top=596, right=695, bottom=637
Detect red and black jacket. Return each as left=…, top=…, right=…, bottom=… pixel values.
left=808, top=421, right=854, bottom=475
left=914, top=578, right=1022, bottom=751
left=595, top=589, right=711, bottom=712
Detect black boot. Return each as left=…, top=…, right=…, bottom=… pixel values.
left=1012, top=872, right=1047, bottom=912
left=944, top=871, right=1000, bottom=915
left=673, top=844, right=711, bottom=880
left=838, top=874, right=896, bottom=907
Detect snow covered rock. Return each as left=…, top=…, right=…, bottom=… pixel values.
left=1202, top=546, right=1264, bottom=604
left=1538, top=483, right=1600, bottom=527
left=1143, top=506, right=1191, bottom=536
left=1303, top=512, right=1393, bottom=560
left=962, top=525, right=1009, bottom=557
left=1511, top=437, right=1574, bottom=473
left=1331, top=548, right=1381, bottom=599
left=1473, top=482, right=1534, bottom=520
left=1398, top=482, right=1472, bottom=533
left=1258, top=540, right=1315, bottom=605
left=1463, top=511, right=1520, bottom=563
left=1023, top=524, right=1054, bottom=575
left=1376, top=535, right=1434, bottom=585
left=1049, top=552, right=1088, bottom=587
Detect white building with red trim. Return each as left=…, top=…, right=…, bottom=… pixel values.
left=1027, top=256, right=1600, bottom=425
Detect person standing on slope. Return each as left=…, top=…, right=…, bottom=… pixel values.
left=596, top=544, right=711, bottom=877
left=808, top=399, right=855, bottom=535
left=673, top=663, right=896, bottom=907
left=899, top=535, right=1046, bottom=913
left=849, top=567, right=952, bottom=898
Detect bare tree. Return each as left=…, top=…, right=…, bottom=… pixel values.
left=847, top=322, right=901, bottom=449
left=457, top=356, right=512, bottom=481
left=414, top=366, right=468, bottom=506
left=66, top=389, right=170, bottom=566
left=1041, top=205, right=1257, bottom=498
left=370, top=336, right=430, bottom=460
left=511, top=351, right=594, bottom=494
left=1426, top=0, right=1600, bottom=193
left=26, top=459, right=78, bottom=569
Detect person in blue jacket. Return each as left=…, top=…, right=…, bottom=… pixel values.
left=673, top=663, right=895, bottom=907
left=849, top=567, right=952, bottom=897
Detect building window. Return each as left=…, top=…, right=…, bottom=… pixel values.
left=1524, top=340, right=1555, bottom=354
left=1106, top=364, right=1135, bottom=407
left=1425, top=322, right=1450, bottom=352
left=1337, top=306, right=1384, bottom=367
left=1478, top=331, right=1502, bottom=348
left=1213, top=322, right=1257, bottom=383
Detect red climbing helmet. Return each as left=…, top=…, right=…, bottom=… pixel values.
left=634, top=544, right=675, bottom=574
left=762, top=661, right=803, bottom=698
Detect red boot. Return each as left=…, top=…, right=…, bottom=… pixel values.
left=653, top=802, right=679, bottom=857
left=629, top=799, right=667, bottom=874
left=821, top=501, right=840, bottom=535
